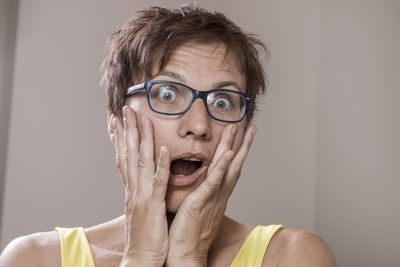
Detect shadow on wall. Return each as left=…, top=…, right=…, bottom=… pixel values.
left=0, top=0, right=19, bottom=246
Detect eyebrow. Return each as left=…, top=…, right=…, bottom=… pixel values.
left=152, top=71, right=186, bottom=83
left=211, top=81, right=242, bottom=92
left=152, top=71, right=243, bottom=92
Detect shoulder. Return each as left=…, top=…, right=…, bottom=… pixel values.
left=263, top=228, right=337, bottom=267
left=0, top=231, right=61, bottom=267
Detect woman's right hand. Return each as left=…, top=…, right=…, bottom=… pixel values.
left=110, top=105, right=170, bottom=267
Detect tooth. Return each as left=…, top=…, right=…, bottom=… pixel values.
left=182, top=157, right=202, bottom=162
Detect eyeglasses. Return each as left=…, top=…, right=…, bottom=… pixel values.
left=126, top=81, right=252, bottom=123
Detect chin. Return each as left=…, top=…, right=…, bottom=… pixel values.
left=165, top=171, right=207, bottom=213
left=165, top=189, right=188, bottom=213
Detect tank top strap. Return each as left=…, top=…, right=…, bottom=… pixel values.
left=55, top=227, right=96, bottom=267
left=230, top=224, right=284, bottom=267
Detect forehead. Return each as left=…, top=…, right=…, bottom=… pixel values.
left=168, top=41, right=235, bottom=62
left=151, top=41, right=246, bottom=91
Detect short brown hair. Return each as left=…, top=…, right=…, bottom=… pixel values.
left=102, top=5, right=268, bottom=123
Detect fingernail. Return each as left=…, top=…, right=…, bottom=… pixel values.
left=111, top=118, right=116, bottom=133
left=160, top=146, right=166, bottom=156
left=231, top=126, right=238, bottom=135
left=122, top=106, right=128, bottom=119
left=251, top=127, right=257, bottom=135
left=226, top=151, right=234, bottom=160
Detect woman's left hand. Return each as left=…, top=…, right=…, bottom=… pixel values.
left=166, top=124, right=257, bottom=266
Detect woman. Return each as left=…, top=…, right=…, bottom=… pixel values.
left=0, top=5, right=336, bottom=267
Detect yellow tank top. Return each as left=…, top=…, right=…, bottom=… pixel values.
left=55, top=224, right=283, bottom=267
left=55, top=227, right=96, bottom=267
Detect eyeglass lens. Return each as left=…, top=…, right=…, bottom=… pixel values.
left=149, top=82, right=246, bottom=122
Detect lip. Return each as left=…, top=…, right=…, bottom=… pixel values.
left=168, top=166, right=207, bottom=186
left=168, top=152, right=210, bottom=187
left=171, top=152, right=211, bottom=166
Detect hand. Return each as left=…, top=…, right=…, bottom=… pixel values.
left=166, top=124, right=257, bottom=266
left=110, top=106, right=170, bottom=267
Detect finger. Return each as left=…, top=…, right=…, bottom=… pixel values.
left=123, top=105, right=140, bottom=192
left=208, top=125, right=237, bottom=172
left=152, top=146, right=171, bottom=202
left=137, top=116, right=155, bottom=189
left=114, top=116, right=128, bottom=185
left=219, top=125, right=257, bottom=199
left=188, top=150, right=234, bottom=207
left=108, top=113, right=116, bottom=145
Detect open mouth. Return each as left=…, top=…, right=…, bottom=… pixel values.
left=170, top=157, right=203, bottom=176
left=168, top=157, right=205, bottom=186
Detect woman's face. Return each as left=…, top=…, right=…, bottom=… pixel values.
left=124, top=42, right=247, bottom=213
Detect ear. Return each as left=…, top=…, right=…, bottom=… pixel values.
left=107, top=110, right=116, bottom=145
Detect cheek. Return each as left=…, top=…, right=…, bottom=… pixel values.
left=127, top=96, right=151, bottom=117
left=127, top=96, right=154, bottom=137
left=232, top=120, right=247, bottom=152
left=152, top=119, right=177, bottom=157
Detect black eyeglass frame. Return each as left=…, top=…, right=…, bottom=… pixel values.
left=126, top=81, right=252, bottom=123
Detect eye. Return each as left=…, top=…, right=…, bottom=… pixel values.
left=213, top=97, right=232, bottom=110
left=158, top=86, right=177, bottom=102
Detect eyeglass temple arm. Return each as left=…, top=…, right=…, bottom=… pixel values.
left=126, top=82, right=147, bottom=96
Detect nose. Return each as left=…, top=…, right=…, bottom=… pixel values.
left=178, top=98, right=212, bottom=139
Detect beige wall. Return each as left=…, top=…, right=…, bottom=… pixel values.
left=0, top=0, right=18, bottom=243
left=1, top=0, right=399, bottom=266
left=315, top=1, right=400, bottom=266
left=1, top=0, right=319, bottom=243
